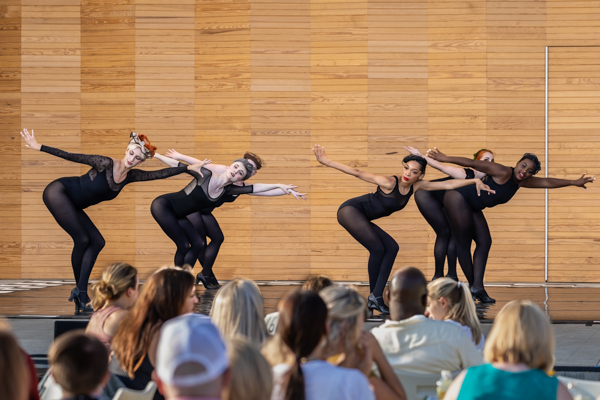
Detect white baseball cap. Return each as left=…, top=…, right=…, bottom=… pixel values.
left=155, top=314, right=229, bottom=387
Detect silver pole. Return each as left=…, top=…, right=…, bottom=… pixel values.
left=545, top=46, right=549, bottom=282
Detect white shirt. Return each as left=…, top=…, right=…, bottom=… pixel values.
left=445, top=319, right=485, bottom=351
left=270, top=360, right=374, bottom=400
left=371, top=315, right=483, bottom=374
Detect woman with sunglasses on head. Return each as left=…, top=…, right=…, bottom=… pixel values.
left=20, top=129, right=205, bottom=312
left=312, top=145, right=494, bottom=316
left=404, top=146, right=495, bottom=281
left=156, top=149, right=306, bottom=289
left=427, top=148, right=595, bottom=303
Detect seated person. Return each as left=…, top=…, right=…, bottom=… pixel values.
left=444, top=300, right=572, bottom=400
left=225, top=338, right=272, bottom=400
left=49, top=331, right=110, bottom=400
left=0, top=320, right=33, bottom=400
left=371, top=267, right=483, bottom=374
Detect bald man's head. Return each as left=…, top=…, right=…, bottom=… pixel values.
left=387, top=267, right=428, bottom=321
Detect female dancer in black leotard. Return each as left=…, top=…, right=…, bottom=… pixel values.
left=20, top=129, right=204, bottom=312
left=312, top=145, right=494, bottom=315
left=405, top=146, right=495, bottom=281
left=150, top=156, right=297, bottom=271
left=157, top=149, right=306, bottom=289
left=427, top=147, right=595, bottom=303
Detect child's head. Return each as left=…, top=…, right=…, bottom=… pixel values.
left=49, top=330, right=109, bottom=396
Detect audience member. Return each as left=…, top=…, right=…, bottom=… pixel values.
left=154, top=314, right=229, bottom=400
left=110, top=266, right=197, bottom=400
left=0, top=321, right=31, bottom=400
left=426, top=277, right=485, bottom=350
left=49, top=330, right=110, bottom=400
left=371, top=267, right=482, bottom=374
left=225, top=338, right=273, bottom=400
left=320, top=285, right=406, bottom=400
left=444, top=300, right=572, bottom=400
left=211, top=278, right=268, bottom=346
left=86, top=262, right=139, bottom=351
left=270, top=290, right=374, bottom=400
left=265, top=275, right=333, bottom=335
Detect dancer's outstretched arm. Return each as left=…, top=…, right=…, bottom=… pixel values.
left=404, top=146, right=471, bottom=179
left=521, top=173, right=595, bottom=189
left=166, top=149, right=227, bottom=174
left=414, top=178, right=494, bottom=196
left=312, top=144, right=396, bottom=191
left=251, top=188, right=306, bottom=200
left=427, top=147, right=512, bottom=181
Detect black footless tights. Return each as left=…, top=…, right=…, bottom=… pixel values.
left=337, top=206, right=399, bottom=299
left=187, top=212, right=224, bottom=277
left=43, top=181, right=105, bottom=299
left=443, top=191, right=492, bottom=289
left=151, top=198, right=205, bottom=267
left=414, top=190, right=458, bottom=279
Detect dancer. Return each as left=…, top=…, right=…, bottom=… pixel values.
left=20, top=129, right=204, bottom=312
left=312, top=145, right=494, bottom=315
left=405, top=146, right=495, bottom=280
left=150, top=154, right=298, bottom=271
left=427, top=147, right=595, bottom=303
left=157, top=149, right=306, bottom=289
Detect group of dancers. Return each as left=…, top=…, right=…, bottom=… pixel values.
left=21, top=129, right=595, bottom=314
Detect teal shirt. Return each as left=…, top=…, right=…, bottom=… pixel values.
left=457, top=363, right=558, bottom=400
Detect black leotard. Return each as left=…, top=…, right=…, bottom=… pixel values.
left=430, top=168, right=475, bottom=203
left=339, top=176, right=414, bottom=220
left=454, top=168, right=519, bottom=211
left=41, top=145, right=189, bottom=209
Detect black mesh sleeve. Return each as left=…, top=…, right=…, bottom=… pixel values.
left=464, top=168, right=475, bottom=180
left=127, top=165, right=189, bottom=182
left=40, top=145, right=111, bottom=170
left=226, top=183, right=254, bottom=195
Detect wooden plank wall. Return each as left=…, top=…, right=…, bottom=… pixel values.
left=2, top=0, right=600, bottom=283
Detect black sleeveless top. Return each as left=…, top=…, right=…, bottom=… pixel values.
left=41, top=145, right=188, bottom=210
left=339, top=176, right=414, bottom=221
left=430, top=168, right=475, bottom=203
left=454, top=168, right=520, bottom=211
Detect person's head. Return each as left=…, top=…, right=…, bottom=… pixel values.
left=49, top=331, right=109, bottom=397
left=243, top=151, right=263, bottom=178
left=211, top=278, right=268, bottom=346
left=473, top=149, right=494, bottom=162
left=319, top=285, right=366, bottom=355
left=91, top=262, right=139, bottom=311
left=387, top=266, right=428, bottom=321
left=0, top=321, right=29, bottom=400
left=224, top=338, right=273, bottom=400
left=155, top=314, right=229, bottom=399
left=125, top=132, right=156, bottom=167
left=426, top=278, right=482, bottom=345
left=226, top=156, right=259, bottom=182
left=484, top=300, right=554, bottom=373
left=278, top=290, right=328, bottom=400
left=514, top=153, right=541, bottom=181
left=301, top=275, right=334, bottom=292
left=112, top=266, right=196, bottom=378
left=401, top=154, right=427, bottom=184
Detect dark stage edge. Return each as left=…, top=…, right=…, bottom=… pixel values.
left=1, top=280, right=600, bottom=323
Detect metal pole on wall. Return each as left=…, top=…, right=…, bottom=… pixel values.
left=545, top=46, right=549, bottom=282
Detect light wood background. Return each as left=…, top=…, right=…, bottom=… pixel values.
left=1, top=0, right=599, bottom=283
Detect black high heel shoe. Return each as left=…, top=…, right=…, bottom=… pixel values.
left=195, top=273, right=219, bottom=290
left=208, top=275, right=221, bottom=289
left=68, top=288, right=94, bottom=313
left=470, top=288, right=496, bottom=303
left=367, top=294, right=390, bottom=316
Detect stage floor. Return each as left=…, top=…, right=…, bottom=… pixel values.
left=1, top=279, right=600, bottom=323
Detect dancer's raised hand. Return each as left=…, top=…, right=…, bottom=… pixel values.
left=187, top=159, right=212, bottom=177
left=20, top=129, right=42, bottom=151
left=404, top=146, right=424, bottom=157
left=289, top=189, right=307, bottom=200
left=312, top=144, right=331, bottom=166
left=165, top=148, right=182, bottom=160
left=574, top=173, right=596, bottom=190
left=426, top=147, right=448, bottom=162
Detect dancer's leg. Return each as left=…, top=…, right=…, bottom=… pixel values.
left=337, top=206, right=392, bottom=296
left=150, top=197, right=193, bottom=266
left=446, top=224, right=459, bottom=279
left=415, top=190, right=452, bottom=279
left=198, top=213, right=224, bottom=278
left=471, top=210, right=492, bottom=290
left=187, top=211, right=207, bottom=270
left=178, top=217, right=206, bottom=267
left=74, top=210, right=105, bottom=300
left=370, top=224, right=399, bottom=298
left=443, top=191, right=476, bottom=286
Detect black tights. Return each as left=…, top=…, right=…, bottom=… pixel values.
left=443, top=191, right=492, bottom=289
left=187, top=212, right=224, bottom=277
left=414, top=190, right=458, bottom=279
left=43, top=181, right=105, bottom=300
left=337, top=206, right=399, bottom=299
left=151, top=198, right=205, bottom=267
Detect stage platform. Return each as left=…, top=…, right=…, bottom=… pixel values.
left=2, top=280, right=600, bottom=370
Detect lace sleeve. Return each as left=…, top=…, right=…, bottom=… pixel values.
left=40, top=145, right=111, bottom=170
left=464, top=168, right=475, bottom=180
left=226, top=183, right=253, bottom=195
left=127, top=165, right=189, bottom=183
